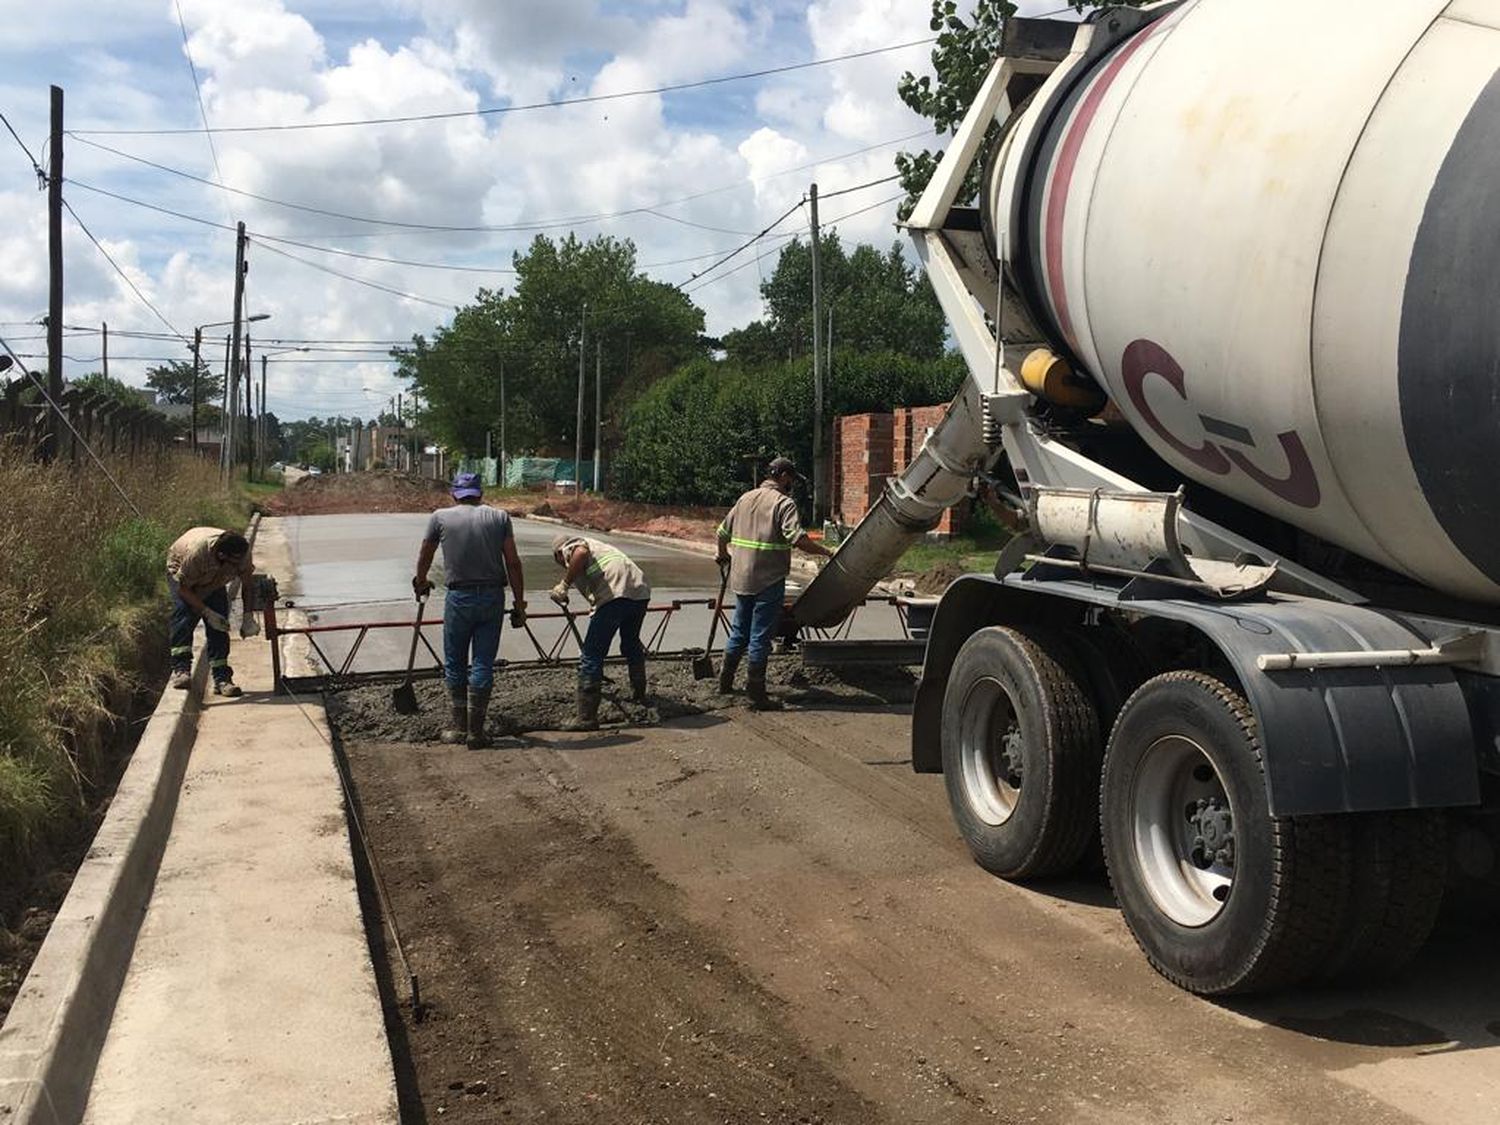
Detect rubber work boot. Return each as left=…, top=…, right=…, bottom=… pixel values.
left=628, top=661, right=648, bottom=703
left=441, top=687, right=468, bottom=745
left=563, top=679, right=603, bottom=732
left=170, top=669, right=191, bottom=690
left=746, top=663, right=779, bottom=711
left=213, top=679, right=242, bottom=698
left=717, top=651, right=742, bottom=695
left=466, top=686, right=492, bottom=750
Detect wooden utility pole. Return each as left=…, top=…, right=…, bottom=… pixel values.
left=190, top=328, right=202, bottom=451
left=594, top=337, right=602, bottom=492
left=224, top=221, right=247, bottom=478
left=809, top=182, right=826, bottom=526
left=46, top=85, right=64, bottom=461
left=574, top=303, right=587, bottom=495
left=499, top=360, right=506, bottom=489
left=101, top=322, right=109, bottom=380
left=259, top=353, right=267, bottom=478
left=243, top=331, right=252, bottom=473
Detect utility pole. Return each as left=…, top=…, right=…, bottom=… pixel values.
left=243, top=331, right=252, bottom=474
left=224, top=221, right=247, bottom=479
left=46, top=85, right=64, bottom=462
left=499, top=361, right=506, bottom=490
left=594, top=337, right=602, bottom=492
left=809, top=181, right=826, bottom=526
left=101, top=322, right=109, bottom=381
left=575, top=302, right=587, bottom=496
left=220, top=334, right=231, bottom=461
left=191, top=327, right=202, bottom=451
left=259, top=353, right=267, bottom=478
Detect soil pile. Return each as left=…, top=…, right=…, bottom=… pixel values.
left=264, top=471, right=450, bottom=515
left=326, top=654, right=917, bottom=743
left=511, top=493, right=722, bottom=544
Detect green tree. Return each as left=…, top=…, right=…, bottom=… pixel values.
left=72, top=371, right=149, bottom=407
left=722, top=237, right=945, bottom=365
left=395, top=234, right=708, bottom=458
left=145, top=358, right=219, bottom=407
left=896, top=1, right=1135, bottom=216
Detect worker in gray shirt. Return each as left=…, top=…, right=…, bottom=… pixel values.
left=413, top=472, right=526, bottom=748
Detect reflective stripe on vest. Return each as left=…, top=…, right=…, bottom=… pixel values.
left=729, top=537, right=791, bottom=551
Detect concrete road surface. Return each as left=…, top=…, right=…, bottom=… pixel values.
left=272, top=512, right=908, bottom=677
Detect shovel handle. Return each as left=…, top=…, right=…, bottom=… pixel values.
left=402, top=593, right=427, bottom=683
left=703, top=570, right=730, bottom=653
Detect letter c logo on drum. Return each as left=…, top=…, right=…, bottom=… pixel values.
left=1120, top=339, right=1321, bottom=510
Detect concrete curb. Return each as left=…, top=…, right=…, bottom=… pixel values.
left=0, top=513, right=261, bottom=1125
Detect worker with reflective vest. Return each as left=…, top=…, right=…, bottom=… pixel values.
left=549, top=533, right=652, bottom=730
left=714, top=457, right=832, bottom=708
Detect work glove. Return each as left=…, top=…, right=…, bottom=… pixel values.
left=202, top=609, right=231, bottom=634
left=239, top=614, right=261, bottom=639
left=509, top=602, right=527, bottom=629
left=412, top=576, right=434, bottom=597
left=549, top=582, right=570, bottom=608
left=716, top=556, right=731, bottom=580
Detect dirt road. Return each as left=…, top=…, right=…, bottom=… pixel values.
left=341, top=695, right=1500, bottom=1124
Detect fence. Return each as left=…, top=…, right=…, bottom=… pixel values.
left=0, top=380, right=177, bottom=461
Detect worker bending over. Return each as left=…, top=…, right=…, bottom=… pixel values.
left=550, top=533, right=652, bottom=731
left=413, top=472, right=526, bottom=749
left=166, top=527, right=257, bottom=697
left=715, top=456, right=832, bottom=708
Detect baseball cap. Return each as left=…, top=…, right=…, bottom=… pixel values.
left=768, top=456, right=802, bottom=481
left=451, top=471, right=483, bottom=500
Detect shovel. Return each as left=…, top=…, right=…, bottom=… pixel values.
left=692, top=566, right=731, bottom=680
left=391, top=593, right=428, bottom=715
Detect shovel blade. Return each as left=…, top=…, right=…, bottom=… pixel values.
left=691, top=652, right=716, bottom=681
left=391, top=681, right=420, bottom=715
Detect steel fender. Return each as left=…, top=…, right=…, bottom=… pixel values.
left=1000, top=576, right=1481, bottom=815
left=911, top=575, right=1084, bottom=772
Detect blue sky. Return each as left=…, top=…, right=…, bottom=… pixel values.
left=0, top=1, right=1064, bottom=420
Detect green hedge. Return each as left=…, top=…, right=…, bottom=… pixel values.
left=612, top=350, right=966, bottom=507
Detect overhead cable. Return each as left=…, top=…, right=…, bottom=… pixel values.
left=61, top=197, right=189, bottom=342
left=71, top=38, right=937, bottom=136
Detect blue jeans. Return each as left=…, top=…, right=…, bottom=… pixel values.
left=724, top=580, right=784, bottom=666
left=578, top=596, right=648, bottom=682
left=443, top=587, right=504, bottom=691
left=169, top=579, right=232, bottom=683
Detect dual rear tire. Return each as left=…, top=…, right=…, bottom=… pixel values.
left=941, top=628, right=1446, bottom=995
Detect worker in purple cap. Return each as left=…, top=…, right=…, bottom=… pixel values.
left=413, top=471, right=526, bottom=748
left=715, top=456, right=832, bottom=708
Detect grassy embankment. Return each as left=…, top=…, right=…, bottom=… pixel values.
left=0, top=449, right=272, bottom=884
left=893, top=504, right=1014, bottom=579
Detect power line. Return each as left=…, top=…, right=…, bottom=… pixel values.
left=252, top=240, right=460, bottom=310
left=71, top=38, right=937, bottom=136
left=681, top=198, right=806, bottom=287
left=171, top=0, right=227, bottom=208
left=60, top=197, right=189, bottom=342
left=0, top=109, right=44, bottom=185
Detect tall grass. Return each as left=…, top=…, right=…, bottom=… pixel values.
left=0, top=443, right=241, bottom=870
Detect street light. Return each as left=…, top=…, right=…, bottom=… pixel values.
left=188, top=314, right=270, bottom=452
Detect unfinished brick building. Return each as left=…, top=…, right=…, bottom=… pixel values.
left=832, top=405, right=964, bottom=539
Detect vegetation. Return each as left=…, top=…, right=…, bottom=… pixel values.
left=613, top=350, right=965, bottom=507
left=395, top=233, right=707, bottom=458
left=0, top=446, right=245, bottom=877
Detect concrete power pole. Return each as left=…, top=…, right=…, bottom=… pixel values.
left=46, top=85, right=64, bottom=462
left=224, top=222, right=247, bottom=480
left=499, top=360, right=506, bottom=490
left=594, top=337, right=602, bottom=492
left=243, top=331, right=252, bottom=475
left=809, top=182, right=826, bottom=527
left=574, top=303, right=587, bottom=496
left=191, top=327, right=202, bottom=451
left=259, top=354, right=267, bottom=478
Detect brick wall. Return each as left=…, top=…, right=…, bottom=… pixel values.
left=835, top=405, right=963, bottom=538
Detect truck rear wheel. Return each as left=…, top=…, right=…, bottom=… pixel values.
left=1318, top=811, right=1446, bottom=982
left=1100, top=672, right=1352, bottom=995
left=940, top=626, right=1101, bottom=879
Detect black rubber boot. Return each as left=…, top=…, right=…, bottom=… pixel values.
left=717, top=651, right=742, bottom=695
left=628, top=661, right=648, bottom=703
left=466, top=686, right=492, bottom=749
left=441, top=687, right=468, bottom=745
left=563, top=679, right=602, bottom=732
left=746, top=662, right=779, bottom=711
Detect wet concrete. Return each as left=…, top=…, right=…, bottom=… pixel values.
left=325, top=654, right=918, bottom=741
left=274, top=513, right=909, bottom=676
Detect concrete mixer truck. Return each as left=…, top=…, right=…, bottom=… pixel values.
left=791, top=0, right=1500, bottom=995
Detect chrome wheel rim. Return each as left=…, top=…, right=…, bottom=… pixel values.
left=1130, top=735, right=1234, bottom=927
left=958, top=677, right=1024, bottom=826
